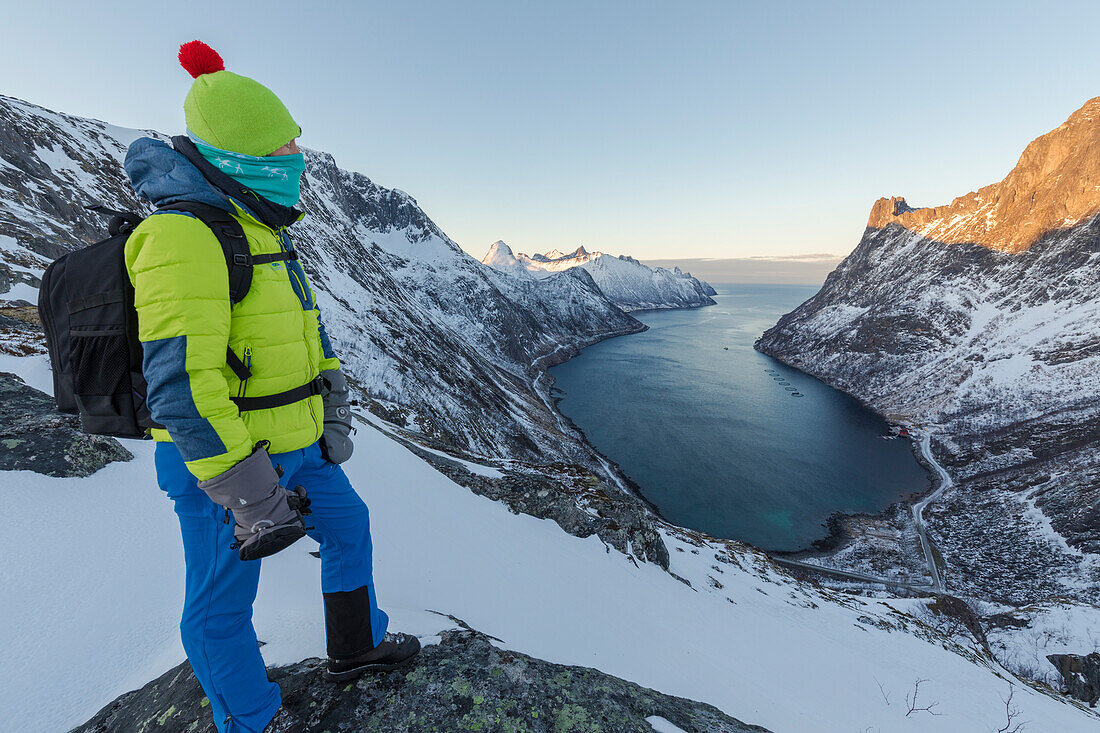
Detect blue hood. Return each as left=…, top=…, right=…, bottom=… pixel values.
left=124, top=137, right=232, bottom=212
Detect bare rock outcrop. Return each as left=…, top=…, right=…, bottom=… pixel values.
left=75, top=629, right=769, bottom=732
left=868, top=97, right=1100, bottom=252
left=1048, top=652, right=1100, bottom=707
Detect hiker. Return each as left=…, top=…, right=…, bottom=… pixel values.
left=122, top=41, right=419, bottom=732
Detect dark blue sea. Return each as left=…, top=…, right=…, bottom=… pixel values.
left=549, top=284, right=931, bottom=552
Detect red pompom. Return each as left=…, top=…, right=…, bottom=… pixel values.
left=178, top=40, right=225, bottom=79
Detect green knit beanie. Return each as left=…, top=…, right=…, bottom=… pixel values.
left=178, top=40, right=301, bottom=157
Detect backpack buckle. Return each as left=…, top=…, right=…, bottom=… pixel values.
left=233, top=254, right=250, bottom=266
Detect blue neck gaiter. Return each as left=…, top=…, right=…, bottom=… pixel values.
left=190, top=134, right=306, bottom=207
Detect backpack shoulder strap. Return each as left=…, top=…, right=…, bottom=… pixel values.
left=158, top=202, right=252, bottom=304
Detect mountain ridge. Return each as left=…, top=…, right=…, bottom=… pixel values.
left=867, top=96, right=1100, bottom=252
left=0, top=92, right=685, bottom=567
left=481, top=239, right=717, bottom=311
left=756, top=96, right=1100, bottom=610
left=0, top=93, right=639, bottom=465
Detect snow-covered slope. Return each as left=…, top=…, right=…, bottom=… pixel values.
left=1, top=355, right=1095, bottom=731
left=756, top=97, right=1100, bottom=608
left=4, top=93, right=1098, bottom=731
left=482, top=240, right=717, bottom=311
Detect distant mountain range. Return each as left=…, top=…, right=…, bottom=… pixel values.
left=481, top=240, right=716, bottom=311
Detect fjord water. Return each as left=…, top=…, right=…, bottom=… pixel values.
left=549, top=284, right=931, bottom=552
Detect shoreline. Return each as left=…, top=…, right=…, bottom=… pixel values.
left=773, top=433, right=940, bottom=560
left=535, top=295, right=941, bottom=560
left=528, top=304, right=708, bottom=517
left=751, top=344, right=952, bottom=586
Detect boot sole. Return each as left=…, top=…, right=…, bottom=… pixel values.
left=323, top=651, right=419, bottom=682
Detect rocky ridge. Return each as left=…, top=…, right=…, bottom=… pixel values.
left=867, top=97, right=1100, bottom=252
left=0, top=370, right=131, bottom=477
left=0, top=93, right=672, bottom=556
left=0, top=94, right=643, bottom=470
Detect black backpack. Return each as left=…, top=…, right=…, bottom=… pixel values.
left=38, top=201, right=300, bottom=439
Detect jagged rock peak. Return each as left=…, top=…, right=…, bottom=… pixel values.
left=867, top=96, right=1100, bottom=253
left=482, top=239, right=515, bottom=261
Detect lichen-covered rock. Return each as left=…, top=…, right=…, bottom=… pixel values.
left=75, top=629, right=769, bottom=733
left=0, top=372, right=131, bottom=477
left=1048, top=652, right=1100, bottom=707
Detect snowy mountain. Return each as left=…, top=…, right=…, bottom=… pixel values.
left=481, top=240, right=717, bottom=311
left=757, top=98, right=1100, bottom=610
left=0, top=93, right=645, bottom=471
left=2, top=93, right=1099, bottom=731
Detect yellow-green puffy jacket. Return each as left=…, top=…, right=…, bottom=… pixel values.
left=123, top=136, right=340, bottom=480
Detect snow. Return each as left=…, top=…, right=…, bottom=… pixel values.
left=361, top=410, right=504, bottom=478
left=646, top=716, right=688, bottom=733
left=0, top=351, right=1096, bottom=732
left=984, top=601, right=1100, bottom=689
left=1, top=282, right=40, bottom=303
left=480, top=241, right=716, bottom=311
left=760, top=206, right=1100, bottom=606
left=0, top=352, right=52, bottom=393
left=2, top=93, right=1096, bottom=733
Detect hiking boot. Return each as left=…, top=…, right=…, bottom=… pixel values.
left=262, top=706, right=306, bottom=733
left=325, top=632, right=421, bottom=681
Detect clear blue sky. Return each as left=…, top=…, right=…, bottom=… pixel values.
left=5, top=1, right=1100, bottom=260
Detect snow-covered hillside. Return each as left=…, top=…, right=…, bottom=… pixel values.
left=482, top=240, right=717, bottom=311
left=757, top=98, right=1100, bottom=609
left=2, top=92, right=1098, bottom=731
left=1, top=354, right=1096, bottom=732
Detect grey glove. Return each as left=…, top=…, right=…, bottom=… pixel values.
left=197, top=443, right=311, bottom=561
left=318, top=369, right=354, bottom=464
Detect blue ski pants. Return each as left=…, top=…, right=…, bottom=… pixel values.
left=156, top=440, right=389, bottom=733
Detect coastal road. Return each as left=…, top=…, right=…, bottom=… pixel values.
left=769, top=427, right=951, bottom=595
left=912, top=429, right=951, bottom=592
left=770, top=557, right=937, bottom=594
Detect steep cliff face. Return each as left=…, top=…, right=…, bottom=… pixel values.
left=867, top=97, right=1100, bottom=252
left=481, top=240, right=717, bottom=311
left=0, top=94, right=643, bottom=467
left=757, top=98, right=1100, bottom=605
